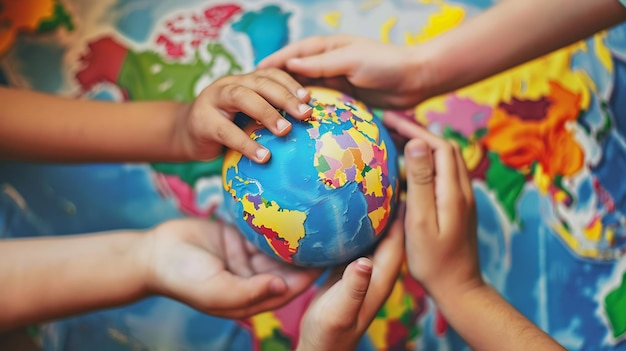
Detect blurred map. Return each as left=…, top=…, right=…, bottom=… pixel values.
left=2, top=0, right=626, bottom=350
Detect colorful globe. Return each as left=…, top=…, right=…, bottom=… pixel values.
left=222, top=87, right=400, bottom=267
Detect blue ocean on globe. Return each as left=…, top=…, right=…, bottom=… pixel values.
left=222, top=87, right=400, bottom=267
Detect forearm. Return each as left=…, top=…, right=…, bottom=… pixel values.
left=415, top=0, right=626, bottom=98
left=0, top=87, right=191, bottom=162
left=0, top=231, right=148, bottom=331
left=432, top=284, right=565, bottom=350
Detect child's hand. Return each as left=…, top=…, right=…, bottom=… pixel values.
left=258, top=34, right=429, bottom=110
left=384, top=113, right=483, bottom=301
left=296, top=219, right=404, bottom=351
left=177, top=68, right=312, bottom=163
left=139, top=218, right=322, bottom=319
left=385, top=114, right=568, bottom=350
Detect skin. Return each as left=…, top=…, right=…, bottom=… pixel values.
left=386, top=115, right=566, bottom=351
left=0, top=68, right=312, bottom=163
left=7, top=0, right=623, bottom=342
left=297, top=120, right=566, bottom=351
left=0, top=66, right=399, bottom=335
left=259, top=0, right=626, bottom=110
left=0, top=219, right=321, bottom=332
left=0, top=215, right=405, bottom=338
left=296, top=215, right=405, bottom=351
left=258, top=1, right=626, bottom=348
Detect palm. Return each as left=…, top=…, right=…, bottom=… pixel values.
left=148, top=219, right=321, bottom=319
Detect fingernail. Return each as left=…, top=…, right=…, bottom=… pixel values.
left=256, top=148, right=269, bottom=161
left=406, top=141, right=428, bottom=158
left=298, top=103, right=312, bottom=114
left=356, top=257, right=372, bottom=273
left=296, top=88, right=309, bottom=99
left=276, top=118, right=290, bottom=133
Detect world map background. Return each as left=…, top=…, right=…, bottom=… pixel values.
left=1, top=0, right=626, bottom=350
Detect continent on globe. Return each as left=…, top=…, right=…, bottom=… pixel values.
left=222, top=87, right=400, bottom=267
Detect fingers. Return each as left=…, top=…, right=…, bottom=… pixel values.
left=403, top=139, right=438, bottom=236
left=204, top=272, right=288, bottom=316
left=197, top=68, right=314, bottom=163
left=453, top=143, right=474, bottom=208
left=284, top=47, right=357, bottom=79
left=359, top=215, right=405, bottom=320
left=213, top=69, right=312, bottom=127
left=327, top=258, right=373, bottom=324
left=312, top=223, right=403, bottom=333
left=248, top=251, right=322, bottom=297
left=258, top=35, right=351, bottom=69
left=259, top=35, right=358, bottom=79
left=385, top=115, right=465, bottom=231
left=207, top=266, right=320, bottom=318
left=221, top=225, right=254, bottom=277
left=203, top=107, right=272, bottom=163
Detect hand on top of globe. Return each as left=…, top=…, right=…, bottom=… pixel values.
left=139, top=218, right=322, bottom=319
left=176, top=68, right=313, bottom=163
left=258, top=34, right=429, bottom=110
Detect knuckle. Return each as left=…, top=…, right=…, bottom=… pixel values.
left=222, top=84, right=246, bottom=101
left=253, top=74, right=271, bottom=88
left=408, top=215, right=431, bottom=231
left=409, top=166, right=434, bottom=185
left=237, top=136, right=254, bottom=154
left=214, top=123, right=229, bottom=142
left=349, top=284, right=368, bottom=301
left=260, top=67, right=281, bottom=76
left=283, top=89, right=298, bottom=104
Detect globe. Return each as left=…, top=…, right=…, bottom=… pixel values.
left=222, top=86, right=400, bottom=267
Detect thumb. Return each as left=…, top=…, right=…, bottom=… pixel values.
left=286, top=49, right=356, bottom=78
left=404, top=139, right=438, bottom=235
left=328, top=257, right=373, bottom=322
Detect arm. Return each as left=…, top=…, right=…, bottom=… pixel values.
left=0, top=219, right=320, bottom=332
left=260, top=0, right=626, bottom=109
left=0, top=68, right=311, bottom=163
left=417, top=0, right=626, bottom=98
left=0, top=87, right=189, bottom=162
left=433, top=284, right=563, bottom=351
left=0, top=230, right=147, bottom=330
left=385, top=113, right=565, bottom=350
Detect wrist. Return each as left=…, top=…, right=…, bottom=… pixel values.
left=426, top=276, right=487, bottom=312
left=404, top=42, right=447, bottom=103
left=128, top=229, right=158, bottom=298
left=170, top=102, right=196, bottom=161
